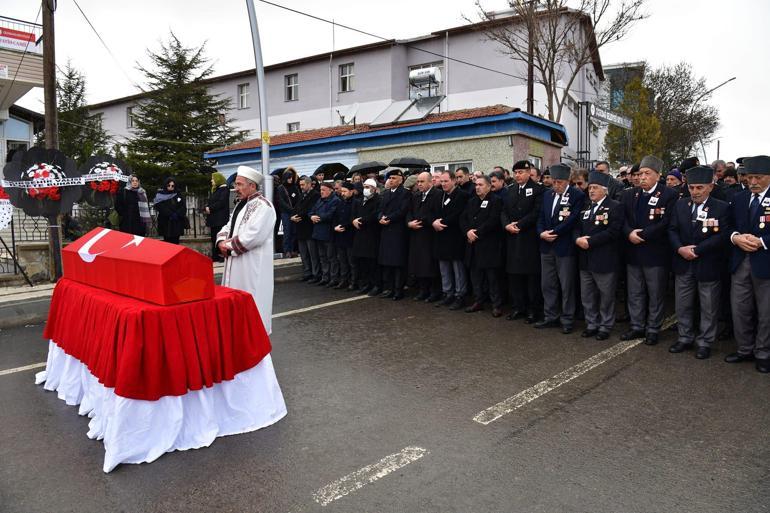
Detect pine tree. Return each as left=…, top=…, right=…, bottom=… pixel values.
left=126, top=33, right=246, bottom=197
left=56, top=61, right=110, bottom=165
left=604, top=77, right=662, bottom=167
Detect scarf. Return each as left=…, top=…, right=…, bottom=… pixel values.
left=153, top=191, right=177, bottom=205
left=127, top=183, right=152, bottom=226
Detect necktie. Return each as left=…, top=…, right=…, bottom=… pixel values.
left=552, top=194, right=561, bottom=217
left=519, top=186, right=525, bottom=196
left=691, top=203, right=699, bottom=222
left=750, top=194, right=760, bottom=221
left=590, top=202, right=598, bottom=221
left=421, top=192, right=426, bottom=202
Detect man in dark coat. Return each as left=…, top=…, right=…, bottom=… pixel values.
left=573, top=172, right=624, bottom=340
left=378, top=168, right=411, bottom=300
left=725, top=155, right=770, bottom=373
left=620, top=155, right=678, bottom=345
left=205, top=173, right=231, bottom=262
left=432, top=169, right=470, bottom=310
left=461, top=174, right=505, bottom=317
left=668, top=166, right=730, bottom=360
left=292, top=176, right=320, bottom=282
left=352, top=179, right=382, bottom=295
left=535, top=164, right=586, bottom=334
left=407, top=171, right=442, bottom=301
left=594, top=160, right=625, bottom=201
left=502, top=160, right=545, bottom=323
left=333, top=182, right=356, bottom=290
left=455, top=166, right=475, bottom=196
left=309, top=182, right=341, bottom=286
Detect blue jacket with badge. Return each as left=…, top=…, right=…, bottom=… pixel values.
left=668, top=196, right=730, bottom=282
left=537, top=185, right=586, bottom=257
left=620, top=184, right=678, bottom=267
left=308, top=193, right=340, bottom=242
left=729, top=188, right=770, bottom=278
left=572, top=197, right=624, bottom=273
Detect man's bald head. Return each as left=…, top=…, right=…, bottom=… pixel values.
left=416, top=172, right=432, bottom=193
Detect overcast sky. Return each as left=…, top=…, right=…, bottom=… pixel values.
left=5, top=0, right=768, bottom=162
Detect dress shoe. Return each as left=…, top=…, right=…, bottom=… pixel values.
left=644, top=333, right=659, bottom=346
left=300, top=275, right=310, bottom=282
left=534, top=319, right=560, bottom=329
left=620, top=329, right=645, bottom=341
left=506, top=310, right=525, bottom=321
left=524, top=314, right=537, bottom=324
left=448, top=298, right=464, bottom=311
left=413, top=292, right=430, bottom=302
left=327, top=281, right=341, bottom=288
left=668, top=341, right=693, bottom=353
left=358, top=284, right=372, bottom=294
left=379, top=289, right=394, bottom=298
left=492, top=308, right=503, bottom=318
left=756, top=359, right=770, bottom=373
left=595, top=331, right=610, bottom=341
left=317, top=280, right=329, bottom=287
left=426, top=293, right=443, bottom=303
left=561, top=326, right=573, bottom=335
left=334, top=281, right=348, bottom=290
left=392, top=292, right=404, bottom=301
left=367, top=287, right=382, bottom=297
left=695, top=347, right=711, bottom=360
left=724, top=352, right=754, bottom=363
left=435, top=295, right=451, bottom=307
left=307, top=277, right=320, bottom=284
left=581, top=328, right=598, bottom=338
left=465, top=302, right=483, bottom=313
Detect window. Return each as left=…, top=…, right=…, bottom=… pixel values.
left=339, top=63, right=354, bottom=93
left=237, top=83, right=250, bottom=109
left=126, top=106, right=135, bottom=128
left=527, top=155, right=542, bottom=170
left=287, top=122, right=300, bottom=133
left=285, top=74, right=298, bottom=101
left=431, top=161, right=472, bottom=173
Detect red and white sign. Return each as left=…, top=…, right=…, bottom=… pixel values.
left=0, top=26, right=42, bottom=55
left=62, top=227, right=215, bottom=305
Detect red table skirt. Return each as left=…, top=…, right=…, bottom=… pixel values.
left=44, top=278, right=272, bottom=400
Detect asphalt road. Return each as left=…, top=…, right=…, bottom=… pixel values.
left=1, top=278, right=768, bottom=513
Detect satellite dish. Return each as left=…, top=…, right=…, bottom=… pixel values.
left=336, top=103, right=360, bottom=125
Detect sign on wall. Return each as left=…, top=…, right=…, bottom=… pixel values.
left=0, top=27, right=42, bottom=55
left=588, top=103, right=632, bottom=130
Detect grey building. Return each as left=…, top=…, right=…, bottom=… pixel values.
left=89, top=12, right=606, bottom=163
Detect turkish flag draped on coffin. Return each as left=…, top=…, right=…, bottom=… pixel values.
left=62, top=228, right=214, bottom=305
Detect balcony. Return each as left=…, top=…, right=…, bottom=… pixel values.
left=0, top=16, right=44, bottom=117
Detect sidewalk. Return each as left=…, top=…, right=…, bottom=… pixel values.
left=0, top=257, right=301, bottom=329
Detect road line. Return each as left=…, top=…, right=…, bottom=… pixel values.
left=473, top=316, right=677, bottom=425
left=272, top=295, right=370, bottom=319
left=0, top=362, right=46, bottom=376
left=312, top=446, right=428, bottom=506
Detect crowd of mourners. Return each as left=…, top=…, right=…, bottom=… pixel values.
left=266, top=155, right=770, bottom=374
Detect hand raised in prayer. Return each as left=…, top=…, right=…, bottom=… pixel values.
left=628, top=229, right=645, bottom=245
left=540, top=230, right=557, bottom=242
left=408, top=219, right=422, bottom=230
left=379, top=216, right=391, bottom=226
left=467, top=229, right=478, bottom=243
left=310, top=215, right=321, bottom=223
left=334, top=225, right=345, bottom=233
left=505, top=222, right=520, bottom=234
left=575, top=236, right=590, bottom=250
left=352, top=217, right=362, bottom=229
left=432, top=218, right=446, bottom=231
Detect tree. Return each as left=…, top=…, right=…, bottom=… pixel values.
left=645, top=62, right=720, bottom=166
left=474, top=0, right=647, bottom=123
left=126, top=33, right=246, bottom=197
left=603, top=77, right=661, bottom=166
left=55, top=61, right=111, bottom=165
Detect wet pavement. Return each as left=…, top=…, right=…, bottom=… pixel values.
left=1, top=278, right=769, bottom=513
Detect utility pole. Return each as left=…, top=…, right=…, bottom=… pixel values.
left=42, top=0, right=63, bottom=280
left=525, top=1, right=535, bottom=114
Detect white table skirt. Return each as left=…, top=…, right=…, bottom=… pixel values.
left=35, top=341, right=287, bottom=473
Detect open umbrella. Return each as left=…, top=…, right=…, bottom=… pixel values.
left=388, top=157, right=430, bottom=169
left=314, top=162, right=350, bottom=180
left=270, top=167, right=287, bottom=177
left=348, top=161, right=387, bottom=177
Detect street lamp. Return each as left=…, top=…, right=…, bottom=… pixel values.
left=689, top=76, right=736, bottom=163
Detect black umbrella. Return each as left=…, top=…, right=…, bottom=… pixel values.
left=348, top=161, right=387, bottom=176
left=270, top=167, right=287, bottom=177
left=388, top=157, right=430, bottom=169
left=314, top=162, right=350, bottom=180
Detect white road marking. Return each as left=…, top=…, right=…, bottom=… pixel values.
left=272, top=295, right=370, bottom=319
left=0, top=362, right=46, bottom=376
left=473, top=316, right=677, bottom=425
left=312, top=446, right=428, bottom=506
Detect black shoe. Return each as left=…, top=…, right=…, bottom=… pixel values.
left=326, top=281, right=339, bottom=288
left=695, top=347, right=711, bottom=360
left=644, top=333, right=659, bottom=346
left=562, top=326, right=573, bottom=335
left=379, top=289, right=394, bottom=298
left=724, top=352, right=755, bottom=363
left=300, top=275, right=311, bottom=282
left=334, top=281, right=348, bottom=290
left=620, top=329, right=645, bottom=341
left=595, top=331, right=610, bottom=341
left=669, top=341, right=693, bottom=353
left=581, top=329, right=598, bottom=338
left=367, top=287, right=382, bottom=297
left=426, top=293, right=443, bottom=303
left=317, top=280, right=329, bottom=287
left=506, top=310, right=525, bottom=321
left=448, top=298, right=464, bottom=311
left=492, top=308, right=503, bottom=318
left=534, top=319, right=560, bottom=329
left=756, top=359, right=770, bottom=373
left=465, top=302, right=483, bottom=313
left=393, top=292, right=404, bottom=301
left=358, top=285, right=372, bottom=294
left=413, top=292, right=430, bottom=302
left=307, top=277, right=320, bottom=284
left=524, top=314, right=537, bottom=324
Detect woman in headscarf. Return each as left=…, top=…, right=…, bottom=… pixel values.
left=115, top=174, right=152, bottom=236
left=205, top=172, right=230, bottom=261
left=153, top=177, right=187, bottom=244
left=277, top=166, right=300, bottom=257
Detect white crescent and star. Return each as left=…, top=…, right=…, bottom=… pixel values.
left=77, top=229, right=144, bottom=263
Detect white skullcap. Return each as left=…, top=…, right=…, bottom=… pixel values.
left=236, top=165, right=263, bottom=186
left=363, top=178, right=378, bottom=188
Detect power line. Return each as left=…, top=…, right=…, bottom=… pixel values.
left=0, top=5, right=42, bottom=108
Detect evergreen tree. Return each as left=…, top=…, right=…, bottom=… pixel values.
left=126, top=33, right=246, bottom=197
left=604, top=77, right=662, bottom=167
left=56, top=61, right=111, bottom=165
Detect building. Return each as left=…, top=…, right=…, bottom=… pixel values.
left=0, top=16, right=43, bottom=164
left=90, top=11, right=605, bottom=163
left=204, top=105, right=567, bottom=178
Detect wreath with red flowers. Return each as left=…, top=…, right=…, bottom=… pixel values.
left=0, top=186, right=9, bottom=200
left=87, top=162, right=122, bottom=195
left=23, top=162, right=63, bottom=201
